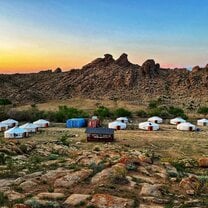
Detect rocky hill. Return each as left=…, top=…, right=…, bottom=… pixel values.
left=1, top=53, right=208, bottom=108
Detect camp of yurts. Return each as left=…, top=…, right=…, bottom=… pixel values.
left=170, top=117, right=186, bottom=125
left=148, top=116, right=163, bottom=124
left=116, top=117, right=129, bottom=123
left=1, top=119, right=18, bottom=128
left=4, top=127, right=28, bottom=139
left=139, top=121, right=159, bottom=131
left=20, top=123, right=39, bottom=133
left=197, top=118, right=208, bottom=126
left=108, top=121, right=126, bottom=130
left=33, top=119, right=50, bottom=128
left=0, top=122, right=9, bottom=132
left=177, top=122, right=196, bottom=131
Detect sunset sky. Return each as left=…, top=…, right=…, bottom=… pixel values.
left=0, top=0, right=208, bottom=73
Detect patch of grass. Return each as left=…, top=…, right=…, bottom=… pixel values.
left=0, top=192, right=8, bottom=206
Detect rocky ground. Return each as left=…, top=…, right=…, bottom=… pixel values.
left=0, top=128, right=208, bottom=208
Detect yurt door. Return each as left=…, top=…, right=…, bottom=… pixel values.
left=45, top=123, right=49, bottom=128
left=203, top=122, right=206, bottom=126
left=116, top=126, right=121, bottom=130
left=148, top=126, right=153, bottom=131
left=155, top=120, right=158, bottom=123
left=176, top=122, right=181, bottom=125
left=189, top=127, right=193, bottom=131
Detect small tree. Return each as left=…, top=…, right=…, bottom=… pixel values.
left=94, top=106, right=112, bottom=119
left=197, top=106, right=208, bottom=117
left=113, top=108, right=131, bottom=118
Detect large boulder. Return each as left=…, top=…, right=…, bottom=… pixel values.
left=64, top=194, right=90, bottom=206
left=141, top=59, right=160, bottom=77
left=198, top=157, right=208, bottom=168
left=89, top=194, right=134, bottom=208
left=140, top=183, right=162, bottom=197
left=54, top=169, right=92, bottom=188
left=115, top=53, right=131, bottom=67
left=36, top=192, right=65, bottom=200
left=179, top=175, right=201, bottom=195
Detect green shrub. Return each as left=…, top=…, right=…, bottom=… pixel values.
left=0, top=153, right=7, bottom=165
left=148, top=100, right=158, bottom=109
left=197, top=106, right=208, bottom=116
left=94, top=106, right=112, bottom=119
left=0, top=192, right=8, bottom=206
left=113, top=108, right=131, bottom=118
left=136, top=110, right=148, bottom=118
left=0, top=98, right=12, bottom=105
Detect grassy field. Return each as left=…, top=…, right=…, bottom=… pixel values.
left=15, top=97, right=146, bottom=112
left=4, top=123, right=207, bottom=162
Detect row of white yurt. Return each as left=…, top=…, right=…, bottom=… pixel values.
left=197, top=118, right=208, bottom=126
left=139, top=122, right=159, bottom=131
left=108, top=121, right=126, bottom=130
left=33, top=119, right=49, bottom=128
left=116, top=117, right=129, bottom=123
left=177, top=122, right=196, bottom=131
left=148, top=116, right=163, bottom=124
left=20, top=123, right=39, bottom=133
left=1, top=119, right=18, bottom=128
left=4, top=127, right=29, bottom=139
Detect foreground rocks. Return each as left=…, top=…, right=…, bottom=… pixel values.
left=0, top=139, right=208, bottom=208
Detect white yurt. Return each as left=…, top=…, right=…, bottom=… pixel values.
left=1, top=119, right=18, bottom=128
left=116, top=117, right=129, bottom=123
left=108, top=121, right=126, bottom=130
left=0, top=122, right=9, bottom=132
left=4, top=127, right=28, bottom=139
left=170, top=117, right=186, bottom=125
left=20, top=123, right=38, bottom=133
left=148, top=116, right=163, bottom=124
left=139, top=121, right=159, bottom=131
left=33, top=119, right=49, bottom=128
left=177, top=122, right=196, bottom=131
left=197, top=118, right=208, bottom=126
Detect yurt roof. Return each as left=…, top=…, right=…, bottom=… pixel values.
left=177, top=122, right=195, bottom=127
left=20, top=123, right=38, bottom=128
left=0, top=122, right=8, bottom=127
left=171, top=117, right=186, bottom=121
left=140, top=121, right=159, bottom=127
left=34, top=119, right=49, bottom=124
left=2, top=119, right=18, bottom=123
left=109, top=121, right=125, bottom=125
left=116, top=117, right=128, bottom=120
left=198, top=118, right=208, bottom=122
left=5, top=127, right=27, bottom=134
left=148, top=116, right=162, bottom=120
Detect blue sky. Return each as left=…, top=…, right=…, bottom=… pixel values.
left=0, top=0, right=208, bottom=72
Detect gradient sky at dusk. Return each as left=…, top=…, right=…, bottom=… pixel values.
left=0, top=0, right=208, bottom=73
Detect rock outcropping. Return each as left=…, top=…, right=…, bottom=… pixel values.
left=0, top=53, right=208, bottom=107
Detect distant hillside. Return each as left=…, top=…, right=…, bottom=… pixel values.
left=1, top=53, right=208, bottom=109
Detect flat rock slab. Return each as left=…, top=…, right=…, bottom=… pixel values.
left=54, top=169, right=92, bottom=188
left=64, top=194, right=91, bottom=206
left=140, top=183, right=162, bottom=197
left=37, top=192, right=65, bottom=200
left=89, top=194, right=134, bottom=208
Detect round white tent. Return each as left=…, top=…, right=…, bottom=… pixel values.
left=148, top=116, right=163, bottom=124
left=177, top=122, right=196, bottom=131
left=108, top=121, right=126, bottom=130
left=170, top=117, right=186, bottom=125
left=116, top=117, right=129, bottom=123
left=139, top=121, right=159, bottom=131
left=33, top=119, right=49, bottom=128
left=20, top=123, right=38, bottom=133
left=1, top=119, right=18, bottom=128
left=0, top=122, right=9, bottom=132
left=197, top=118, right=208, bottom=126
left=4, top=127, right=28, bottom=139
